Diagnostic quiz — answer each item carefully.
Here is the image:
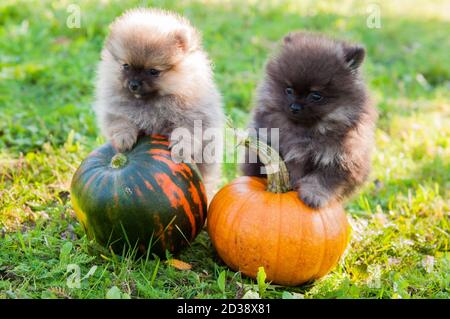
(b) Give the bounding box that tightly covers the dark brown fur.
[241,32,377,208]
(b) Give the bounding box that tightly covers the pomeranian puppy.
[94,8,224,199]
[241,32,377,208]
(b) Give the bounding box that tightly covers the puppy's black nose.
[290,103,304,114]
[128,80,142,92]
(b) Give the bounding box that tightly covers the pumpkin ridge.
[207,189,230,237]
[134,170,176,254]
[148,149,171,156]
[325,207,344,276]
[98,172,111,190]
[291,200,315,282]
[210,185,241,232]
[272,194,283,281]
[153,155,192,178]
[81,169,102,193]
[286,195,302,282]
[198,179,207,203]
[188,181,204,222]
[179,175,205,230]
[147,142,170,150]
[331,209,346,273]
[72,161,103,182]
[319,209,342,275]
[134,185,143,197]
[152,140,170,146]
[192,175,208,221]
[144,180,155,191]
[292,195,309,282]
[233,195,252,274]
[314,211,328,279]
[225,190,261,272]
[209,187,243,268]
[135,166,159,192]
[155,159,200,210]
[137,155,202,236]
[153,172,197,240]
[151,134,168,140]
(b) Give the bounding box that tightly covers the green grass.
[0,0,449,299]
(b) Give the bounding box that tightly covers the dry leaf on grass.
[167,259,192,271]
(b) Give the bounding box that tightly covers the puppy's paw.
[112,130,138,152]
[296,176,331,209]
[298,188,329,209]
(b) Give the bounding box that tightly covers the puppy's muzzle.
[128,80,142,93]
[290,103,304,114]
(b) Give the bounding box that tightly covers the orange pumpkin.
[207,138,351,286]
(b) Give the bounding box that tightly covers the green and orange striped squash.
[70,135,207,257]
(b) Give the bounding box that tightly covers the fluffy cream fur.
[93,8,224,200]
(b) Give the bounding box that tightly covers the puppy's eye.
[285,87,294,96]
[122,64,129,70]
[147,69,161,77]
[308,91,323,102]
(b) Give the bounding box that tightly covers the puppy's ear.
[283,33,293,45]
[170,29,193,53]
[343,43,365,70]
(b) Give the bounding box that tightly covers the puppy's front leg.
[103,113,139,152]
[285,153,349,208]
[295,167,346,209]
[296,173,335,208]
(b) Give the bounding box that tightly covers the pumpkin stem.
[243,136,291,193]
[111,153,128,169]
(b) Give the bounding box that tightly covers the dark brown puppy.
[241,32,377,208]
